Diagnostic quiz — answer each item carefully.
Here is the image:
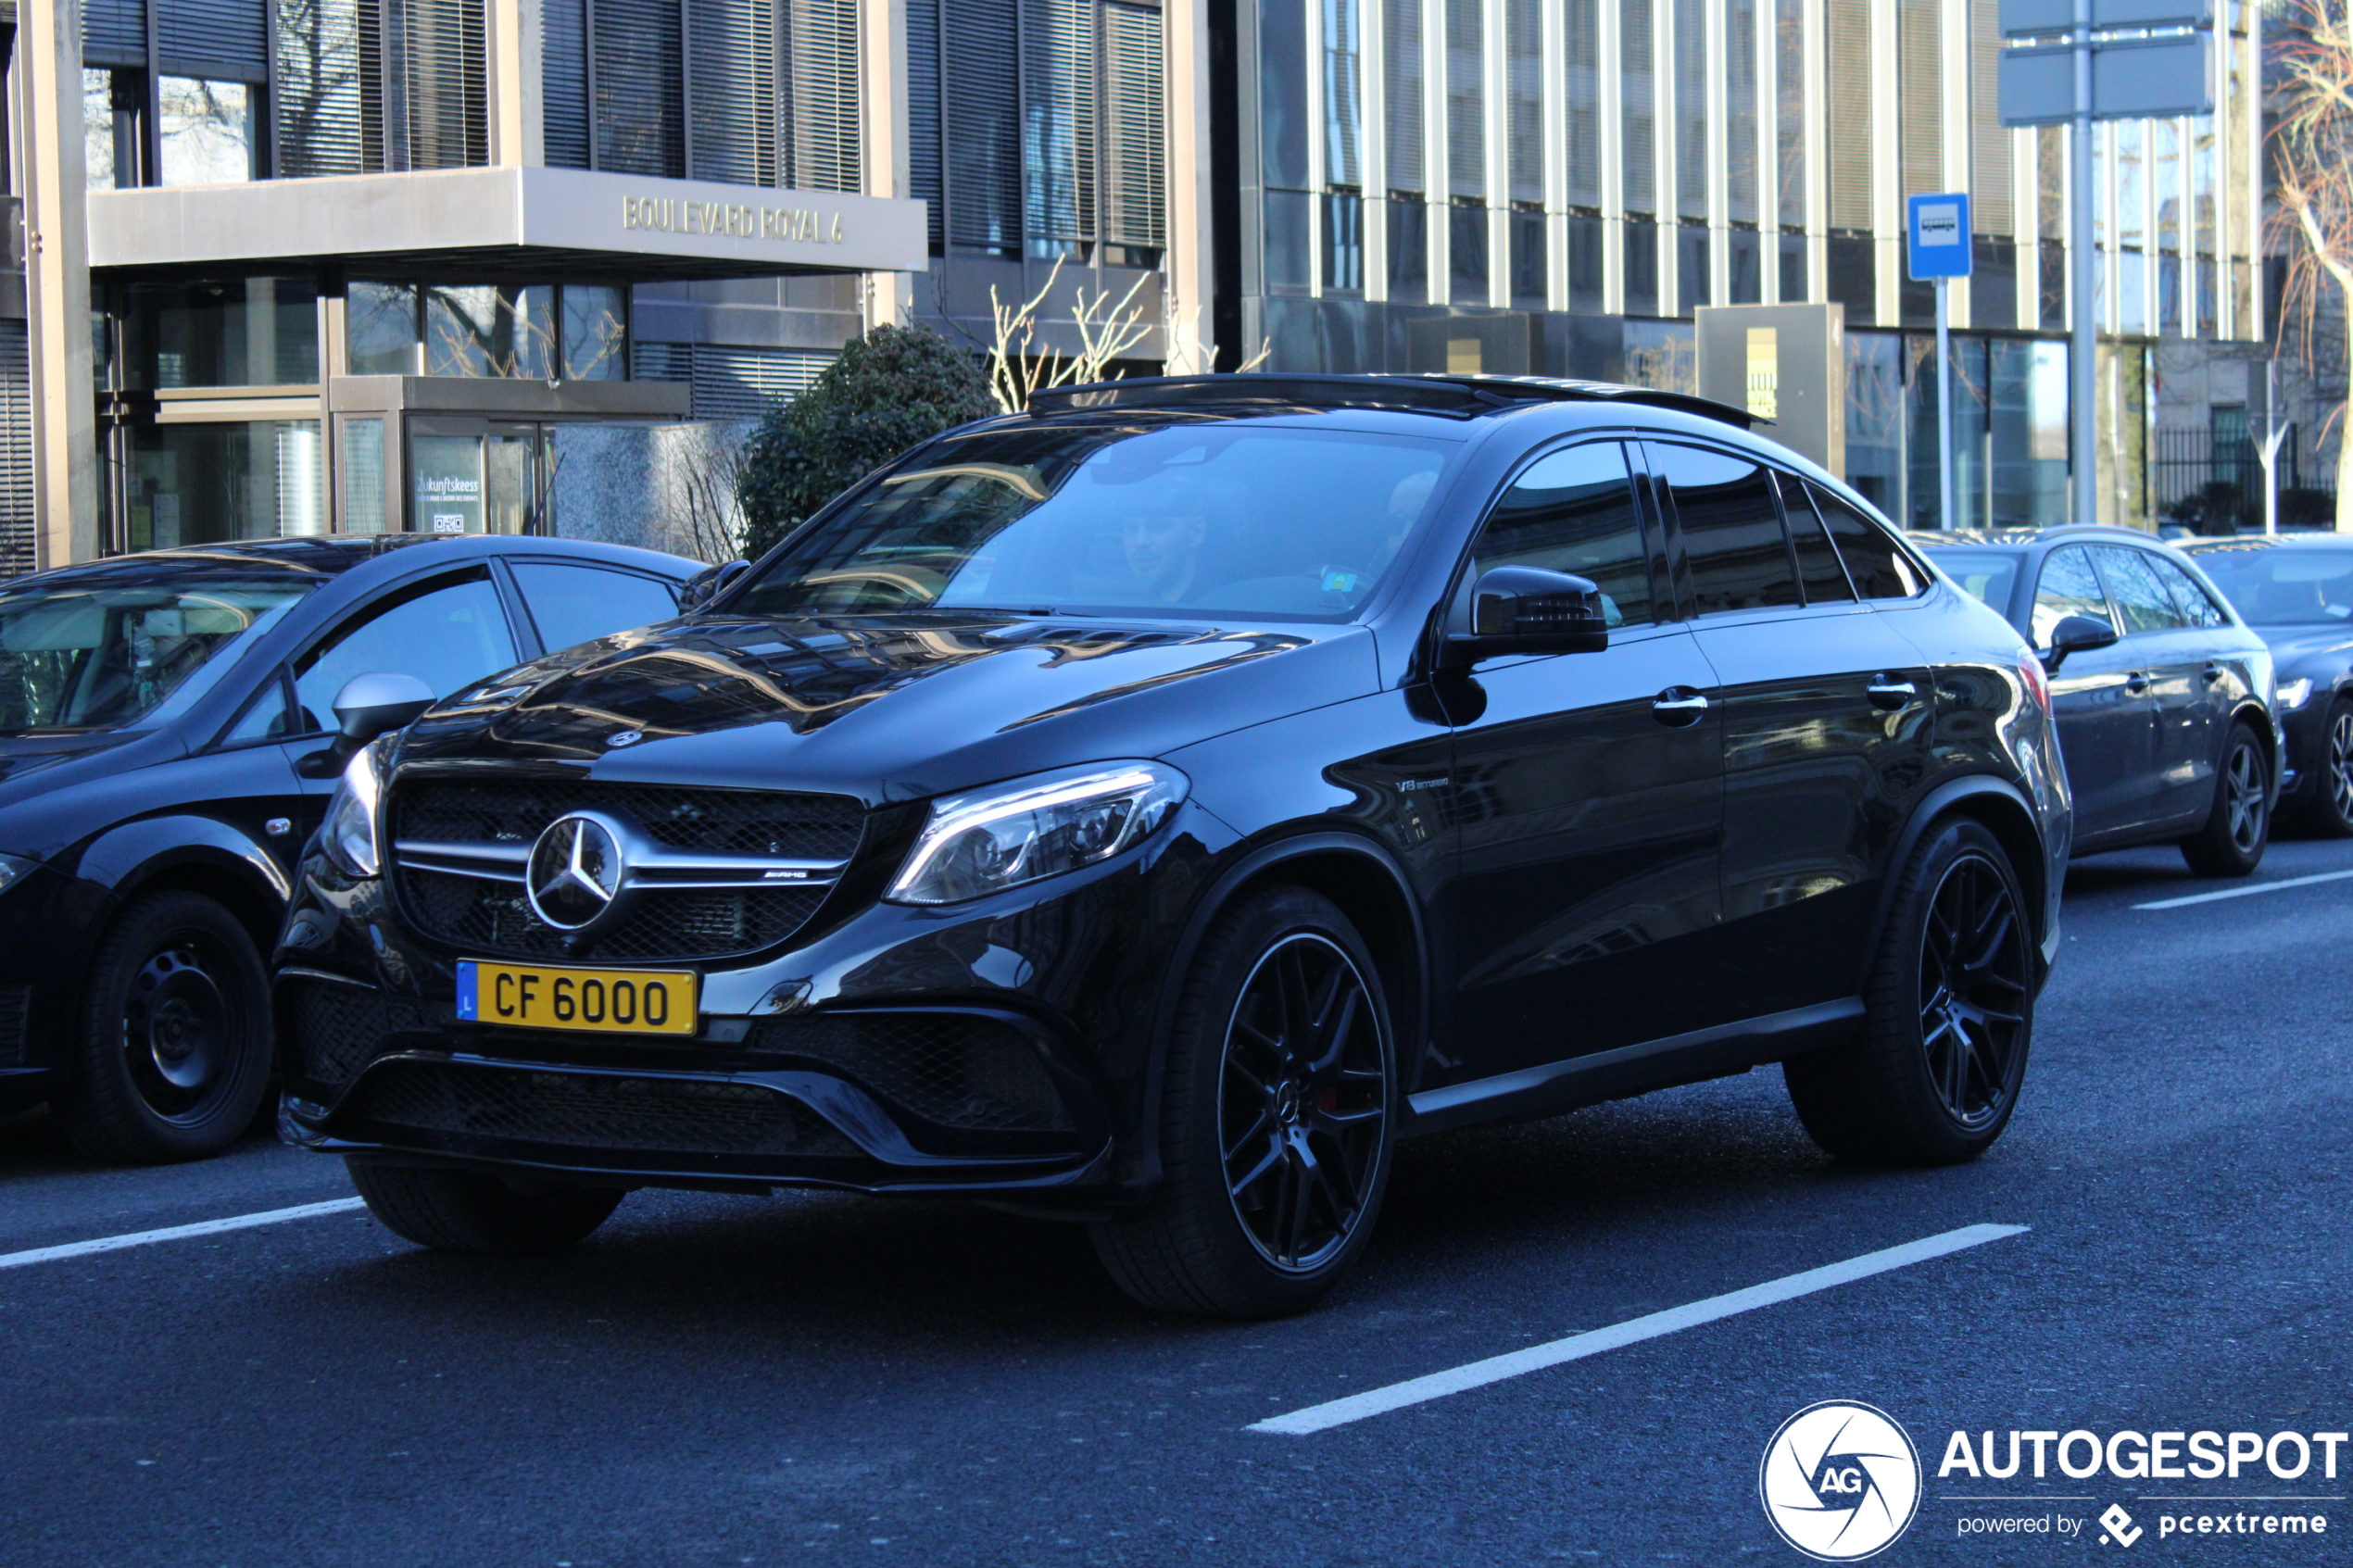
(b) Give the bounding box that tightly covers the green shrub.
[736,324,998,559]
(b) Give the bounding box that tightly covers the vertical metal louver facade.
[786,0,863,192]
[1774,0,1802,228]
[405,0,488,169]
[1724,0,1756,225]
[1621,0,1655,215]
[544,0,593,169]
[597,0,687,177]
[691,0,779,186]
[1324,0,1363,189]
[1382,0,1425,194]
[1824,0,1870,232]
[1505,0,1541,204]
[1969,0,2010,237]
[1671,0,1705,219]
[1897,0,1940,207]
[276,0,369,175]
[1565,0,1601,208]
[0,324,31,580]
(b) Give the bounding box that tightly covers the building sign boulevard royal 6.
[621,195,847,245]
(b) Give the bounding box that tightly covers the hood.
[2251,622,2353,676]
[394,612,1381,805]
[0,730,173,803]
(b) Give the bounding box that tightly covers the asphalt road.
[5,833,2351,1567]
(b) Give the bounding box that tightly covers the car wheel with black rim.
[54,891,274,1165]
[1783,818,2034,1167]
[346,1160,626,1254]
[2302,698,2353,838]
[2180,720,2271,877]
[1089,884,1395,1319]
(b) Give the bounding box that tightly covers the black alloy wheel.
[1916,852,2032,1133]
[1218,933,1390,1273]
[1090,884,1397,1318]
[55,891,274,1164]
[2181,721,2271,877]
[2308,699,2353,838]
[1784,817,2035,1166]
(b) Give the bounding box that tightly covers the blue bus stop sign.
[1907,193,1972,279]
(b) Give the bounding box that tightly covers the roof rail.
[1026,372,1757,430]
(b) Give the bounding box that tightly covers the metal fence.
[2153,426,2337,532]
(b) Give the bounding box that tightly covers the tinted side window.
[1466,443,1656,630]
[2095,546,2190,634]
[1652,444,1797,614]
[221,675,294,745]
[2031,546,2116,646]
[511,562,681,654]
[2148,555,2227,629]
[1810,485,1927,599]
[1780,477,1856,604]
[293,573,520,733]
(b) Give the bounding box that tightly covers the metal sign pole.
[1937,277,1956,532]
[2070,0,2098,526]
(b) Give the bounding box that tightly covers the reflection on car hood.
[2252,623,2353,673]
[0,731,153,785]
[395,612,1376,805]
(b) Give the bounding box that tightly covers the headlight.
[2276,677,2314,712]
[320,742,386,879]
[0,853,35,896]
[885,761,1190,906]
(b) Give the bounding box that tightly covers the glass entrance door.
[408,421,552,533]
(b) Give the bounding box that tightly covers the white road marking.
[0,1198,367,1272]
[1250,1222,2030,1436]
[2133,869,2353,910]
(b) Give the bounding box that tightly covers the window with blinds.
[1725,0,1756,225]
[786,0,862,192]
[276,0,367,175]
[1774,0,1802,229]
[1825,0,1869,232]
[597,0,686,177]
[1566,0,1600,208]
[1104,2,1166,252]
[910,0,945,244]
[83,0,147,67]
[1673,0,1705,219]
[1444,0,1482,197]
[1969,0,2008,237]
[163,0,269,79]
[1623,0,1655,215]
[544,0,591,167]
[945,0,1023,250]
[1026,0,1099,248]
[1325,0,1364,189]
[1506,0,1541,204]
[1383,0,1426,194]
[1897,0,1938,207]
[692,0,778,186]
[406,0,487,169]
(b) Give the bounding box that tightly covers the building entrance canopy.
[88,166,928,280]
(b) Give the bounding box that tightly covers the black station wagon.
[276,375,2070,1318]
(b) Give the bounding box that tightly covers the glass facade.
[120,422,326,551]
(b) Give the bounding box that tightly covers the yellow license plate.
[456,960,700,1035]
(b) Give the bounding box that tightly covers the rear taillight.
[2017,653,2050,716]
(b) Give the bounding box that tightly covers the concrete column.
[487,0,547,167]
[19,0,101,567]
[1165,0,1218,369]
[864,0,914,330]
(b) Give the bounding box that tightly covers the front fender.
[69,814,293,909]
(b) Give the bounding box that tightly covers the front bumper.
[272,804,1227,1202]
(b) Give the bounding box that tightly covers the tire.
[2180,721,2271,877]
[346,1160,624,1254]
[1784,818,2035,1167]
[52,892,274,1164]
[1089,885,1397,1319]
[2300,699,2353,839]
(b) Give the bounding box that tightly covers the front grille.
[285,980,453,1091]
[748,1013,1072,1134]
[0,985,28,1068]
[346,1060,856,1159]
[388,776,862,962]
[395,778,864,860]
[402,872,825,962]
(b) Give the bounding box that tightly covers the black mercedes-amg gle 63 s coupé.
[276,373,2070,1318]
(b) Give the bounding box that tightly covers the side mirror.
[2039,613,2120,673]
[680,558,749,610]
[1443,567,1609,667]
[296,672,436,778]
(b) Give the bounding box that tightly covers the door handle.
[1865,677,1918,710]
[2125,671,2151,695]
[1653,687,1710,726]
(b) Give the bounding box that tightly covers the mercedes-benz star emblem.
[527,813,626,931]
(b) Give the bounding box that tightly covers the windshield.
[2187,546,2353,626]
[730,421,1454,622]
[1922,549,2020,615]
[0,577,309,734]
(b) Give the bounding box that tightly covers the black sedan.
[2179,535,2353,836]
[0,534,698,1162]
[1916,526,2278,875]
